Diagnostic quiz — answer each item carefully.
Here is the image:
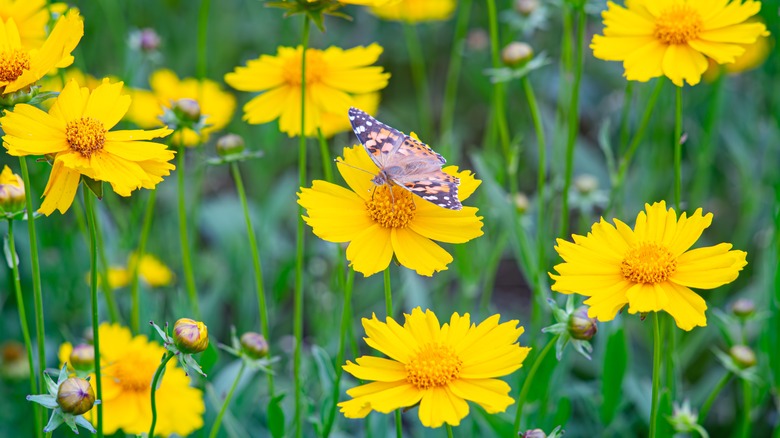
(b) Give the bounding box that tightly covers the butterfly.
[348,107,462,210]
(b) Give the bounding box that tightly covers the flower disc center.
[0,49,31,83]
[66,118,107,158]
[405,343,462,390]
[621,242,677,284]
[654,5,703,45]
[366,185,416,228]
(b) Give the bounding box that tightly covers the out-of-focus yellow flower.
[1,79,174,215]
[106,267,130,289]
[126,69,235,147]
[130,253,175,287]
[225,44,390,137]
[39,68,107,93]
[0,0,67,49]
[319,92,379,138]
[370,0,456,22]
[0,9,82,95]
[704,26,771,81]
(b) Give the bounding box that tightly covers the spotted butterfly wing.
[348,107,462,210]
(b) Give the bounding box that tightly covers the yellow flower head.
[126,69,236,147]
[130,253,175,287]
[298,145,483,277]
[225,44,390,137]
[704,21,771,80]
[370,0,456,22]
[339,307,530,428]
[0,9,82,95]
[319,92,379,138]
[0,0,68,49]
[105,267,130,289]
[591,0,769,87]
[58,324,204,436]
[549,201,748,331]
[1,79,175,215]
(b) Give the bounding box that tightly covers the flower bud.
[521,429,548,438]
[69,344,95,372]
[216,134,246,157]
[514,0,539,16]
[729,345,756,369]
[574,174,599,195]
[0,165,25,213]
[567,306,597,341]
[501,42,534,67]
[1,341,29,379]
[513,193,530,214]
[0,85,40,106]
[730,298,755,319]
[172,98,201,124]
[138,28,161,52]
[240,332,269,359]
[466,29,489,52]
[83,327,94,344]
[173,318,209,354]
[56,377,95,415]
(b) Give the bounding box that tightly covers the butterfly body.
[348,107,462,210]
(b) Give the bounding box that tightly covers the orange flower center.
[106,355,157,392]
[366,185,416,228]
[654,4,703,45]
[405,343,462,389]
[621,242,677,284]
[66,118,107,158]
[0,49,31,83]
[283,50,325,86]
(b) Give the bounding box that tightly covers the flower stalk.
[177,149,201,318]
[208,361,246,438]
[83,190,104,437]
[148,351,175,437]
[650,312,662,438]
[403,23,434,140]
[130,188,157,333]
[323,268,354,437]
[439,0,473,161]
[513,334,556,434]
[486,0,510,157]
[384,267,403,438]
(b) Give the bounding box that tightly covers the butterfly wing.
[349,107,404,169]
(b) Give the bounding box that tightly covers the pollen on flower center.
[109,357,156,392]
[405,343,462,390]
[66,118,107,157]
[366,185,416,228]
[0,49,31,83]
[653,5,703,45]
[621,242,677,284]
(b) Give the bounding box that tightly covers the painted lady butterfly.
[348,107,462,210]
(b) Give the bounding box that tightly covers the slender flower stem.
[523,76,547,301]
[177,149,200,317]
[18,157,46,435]
[93,211,119,323]
[208,361,247,438]
[618,81,633,154]
[650,312,662,438]
[692,72,724,204]
[196,0,210,81]
[438,0,472,161]
[148,351,175,437]
[383,268,402,438]
[699,372,731,423]
[741,378,752,438]
[486,0,510,156]
[560,6,585,238]
[323,268,354,437]
[673,86,683,209]
[7,219,42,438]
[513,334,557,434]
[447,424,454,438]
[83,191,104,438]
[294,15,310,438]
[130,189,157,333]
[230,161,274,395]
[316,128,333,183]
[403,23,434,140]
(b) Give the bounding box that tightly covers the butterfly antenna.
[334,158,376,177]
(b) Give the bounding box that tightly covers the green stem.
[148,351,175,437]
[196,0,210,80]
[618,81,633,154]
[8,219,42,438]
[512,334,557,434]
[692,72,724,204]
[447,424,454,438]
[486,0,510,157]
[673,86,683,209]
[316,128,333,183]
[560,6,585,238]
[294,15,310,438]
[323,268,354,437]
[402,23,434,140]
[741,377,752,438]
[130,189,157,334]
[177,149,200,317]
[18,157,46,436]
[523,76,547,301]
[93,207,119,324]
[83,190,104,438]
[208,361,247,438]
[650,312,662,438]
[438,0,472,161]
[383,268,402,438]
[230,162,274,395]
[699,372,731,423]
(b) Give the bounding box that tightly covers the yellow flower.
[40,68,107,93]
[370,0,456,22]
[549,201,748,331]
[225,44,390,137]
[106,267,130,289]
[0,9,82,95]
[319,92,379,138]
[591,0,769,87]
[0,79,174,215]
[126,69,236,147]
[338,307,530,428]
[704,22,770,80]
[58,324,204,436]
[298,145,483,277]
[0,0,67,49]
[129,253,175,287]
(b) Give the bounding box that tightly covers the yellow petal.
[343,356,407,382]
[671,244,747,289]
[448,378,514,414]
[417,386,468,428]
[38,159,81,215]
[661,43,708,87]
[84,79,130,130]
[346,224,394,277]
[661,282,707,331]
[390,227,452,276]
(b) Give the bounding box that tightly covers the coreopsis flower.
[0,79,175,215]
[370,0,456,22]
[591,0,769,86]
[549,201,748,331]
[129,252,175,287]
[0,9,82,95]
[319,92,379,138]
[126,69,235,146]
[224,44,390,137]
[0,0,67,48]
[298,145,484,276]
[58,324,204,436]
[338,308,530,428]
[704,22,770,80]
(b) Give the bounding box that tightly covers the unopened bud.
[0,165,25,212]
[216,134,246,157]
[520,429,547,438]
[466,29,489,52]
[138,28,161,52]
[574,174,598,194]
[0,85,40,106]
[173,318,209,354]
[568,306,597,341]
[513,193,530,214]
[69,344,95,372]
[729,345,756,369]
[240,332,269,359]
[501,42,534,67]
[514,0,539,16]
[172,98,201,124]
[730,298,755,319]
[57,377,95,415]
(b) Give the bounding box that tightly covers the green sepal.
[81,175,103,200]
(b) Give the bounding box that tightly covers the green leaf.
[600,326,628,425]
[268,394,286,438]
[81,175,103,199]
[655,389,674,437]
[3,234,18,269]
